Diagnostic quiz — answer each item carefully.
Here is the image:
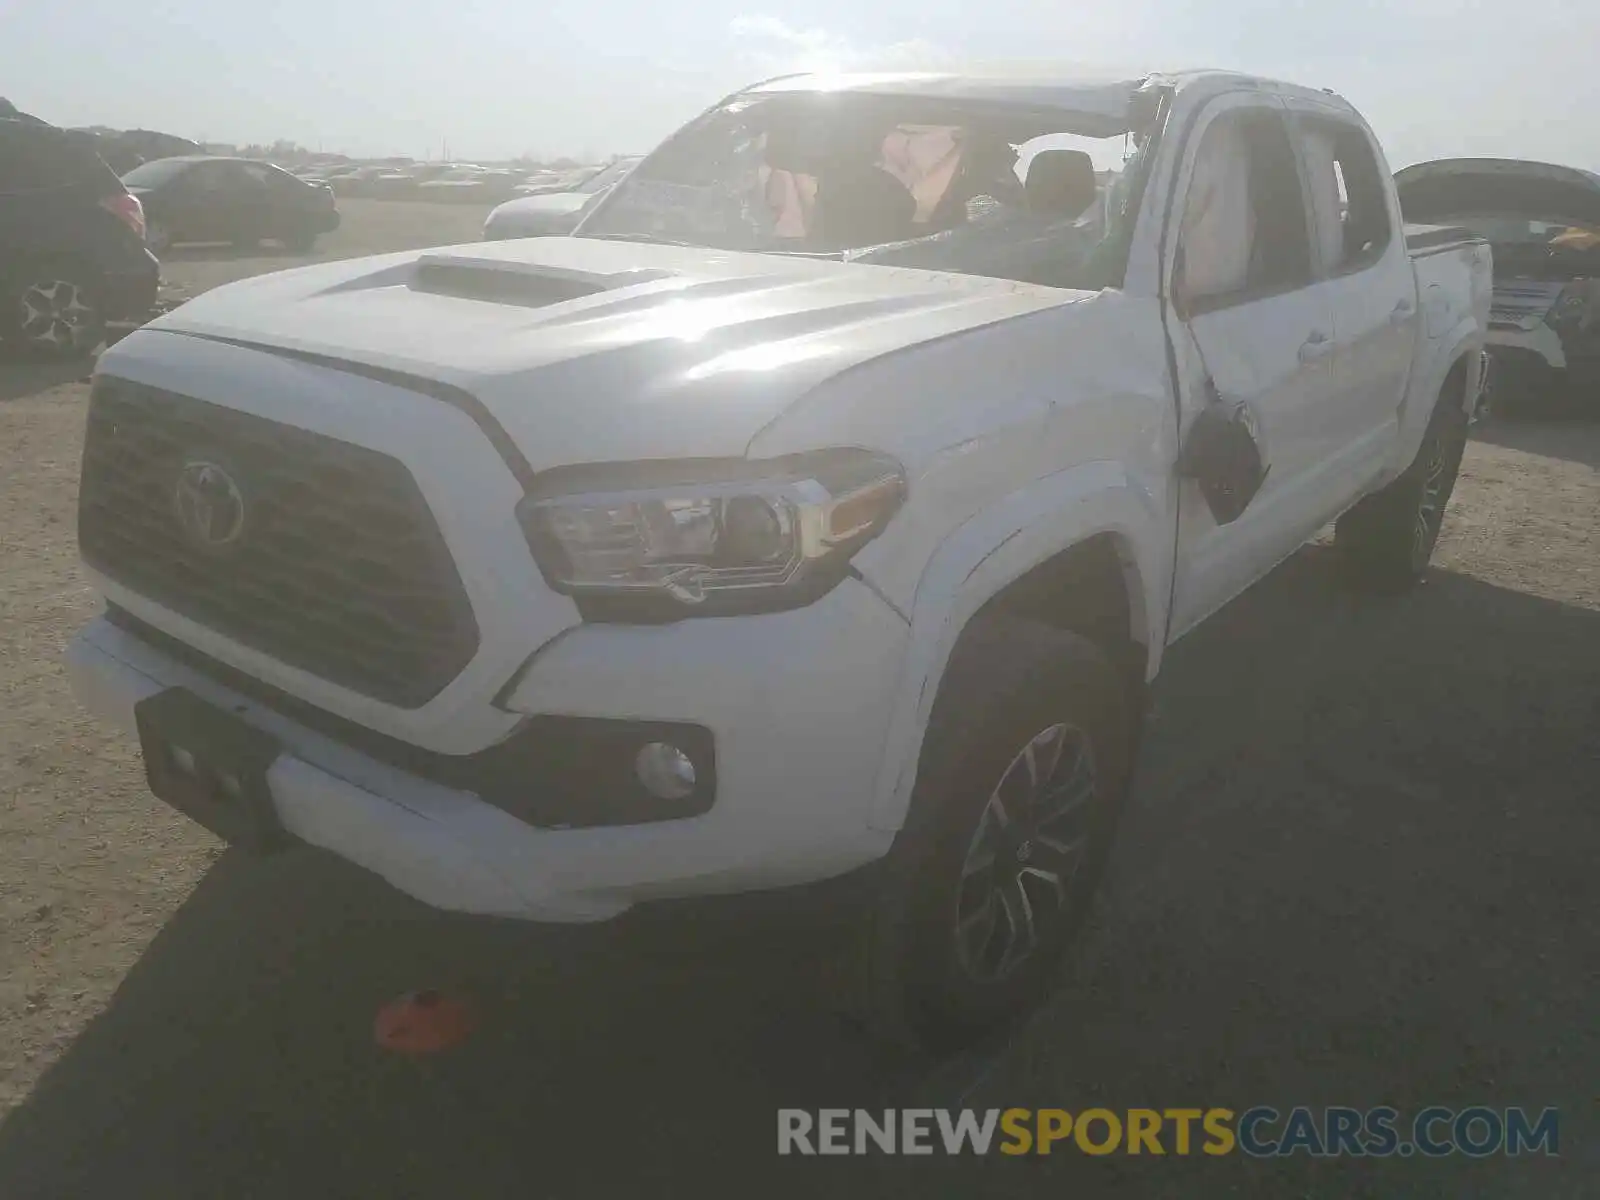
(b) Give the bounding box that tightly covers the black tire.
[1335,396,1468,593]
[145,222,172,254]
[6,268,105,359]
[850,617,1137,1055]
[282,230,317,253]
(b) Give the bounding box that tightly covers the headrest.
[1025,149,1098,220]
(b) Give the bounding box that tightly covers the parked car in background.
[122,156,340,253]
[483,156,642,239]
[514,166,598,197]
[1,116,157,356]
[324,165,395,196]
[1397,158,1600,407]
[69,69,1488,1053]
[417,168,524,204]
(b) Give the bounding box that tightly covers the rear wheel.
[8,273,104,358]
[145,222,172,254]
[1336,398,1468,592]
[848,618,1136,1055]
[281,230,317,253]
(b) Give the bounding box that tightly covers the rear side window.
[1296,116,1393,273]
[238,162,282,187]
[0,122,119,196]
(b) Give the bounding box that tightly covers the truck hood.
[136,237,1083,473]
[1396,158,1600,230]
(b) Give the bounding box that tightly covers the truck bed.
[1405,222,1482,255]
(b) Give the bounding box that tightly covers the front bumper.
[67,576,907,922]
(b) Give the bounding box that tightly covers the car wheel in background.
[282,231,318,253]
[8,272,105,358]
[145,222,172,254]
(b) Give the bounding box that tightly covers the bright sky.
[2,0,1594,169]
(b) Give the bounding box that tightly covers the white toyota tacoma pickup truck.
[67,69,1490,1052]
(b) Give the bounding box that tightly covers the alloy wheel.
[954,722,1097,982]
[17,279,99,353]
[1410,434,1450,571]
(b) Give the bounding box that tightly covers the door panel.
[1164,96,1335,637]
[1171,288,1335,633]
[1287,108,1417,512]
[176,162,236,242]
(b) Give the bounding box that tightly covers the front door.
[1165,97,1337,637]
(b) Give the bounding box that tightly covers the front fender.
[865,461,1171,833]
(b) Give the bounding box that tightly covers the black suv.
[1,115,159,356]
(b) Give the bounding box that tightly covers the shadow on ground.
[1472,408,1600,466]
[2,548,1596,1199]
[0,357,91,403]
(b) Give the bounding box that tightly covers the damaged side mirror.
[1178,397,1269,526]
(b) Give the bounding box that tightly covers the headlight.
[519,448,905,617]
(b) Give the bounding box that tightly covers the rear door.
[164,160,236,242]
[1284,102,1416,497]
[1165,96,1338,636]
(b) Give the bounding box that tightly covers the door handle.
[1298,331,1333,363]
[1389,300,1416,326]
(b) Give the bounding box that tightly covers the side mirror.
[1178,400,1269,525]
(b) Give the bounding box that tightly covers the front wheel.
[849,618,1137,1055]
[1335,400,1468,592]
[281,230,317,253]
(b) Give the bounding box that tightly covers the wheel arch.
[867,464,1166,833]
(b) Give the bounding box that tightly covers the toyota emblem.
[173,460,247,549]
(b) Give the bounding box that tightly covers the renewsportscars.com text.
[777,1106,1560,1158]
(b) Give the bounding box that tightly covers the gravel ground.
[0,201,1596,1197]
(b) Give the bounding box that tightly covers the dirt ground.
[1,201,1596,1198]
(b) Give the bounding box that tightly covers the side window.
[1298,118,1393,274]
[0,127,103,194]
[1177,108,1314,310]
[190,162,233,193]
[238,162,287,189]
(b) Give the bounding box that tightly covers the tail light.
[100,191,146,240]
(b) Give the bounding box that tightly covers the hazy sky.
[2,0,1595,169]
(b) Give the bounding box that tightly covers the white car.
[484,157,643,240]
[68,68,1489,1053]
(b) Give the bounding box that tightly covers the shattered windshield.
[578,91,1143,287]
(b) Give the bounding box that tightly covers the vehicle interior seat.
[815,161,916,246]
[1024,149,1099,222]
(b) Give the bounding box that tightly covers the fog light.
[634,742,697,801]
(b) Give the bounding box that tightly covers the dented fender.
[864,461,1172,833]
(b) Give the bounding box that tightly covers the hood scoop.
[409,252,675,309]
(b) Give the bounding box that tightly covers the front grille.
[79,378,479,707]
